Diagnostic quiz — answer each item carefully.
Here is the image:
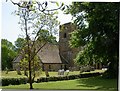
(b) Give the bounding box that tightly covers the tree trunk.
[29,59,33,89]
[24,15,33,89]
[103,58,118,79]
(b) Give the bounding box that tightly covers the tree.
[8,0,64,89]
[67,2,119,78]
[19,54,41,79]
[15,37,26,52]
[1,39,16,51]
[1,39,17,70]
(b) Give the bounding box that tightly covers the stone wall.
[42,63,65,71]
[59,22,81,70]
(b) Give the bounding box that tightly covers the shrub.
[1,78,28,86]
[36,72,103,83]
[1,78,10,86]
[80,72,102,78]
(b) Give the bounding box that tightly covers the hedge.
[36,72,103,83]
[1,78,28,86]
[1,72,103,86]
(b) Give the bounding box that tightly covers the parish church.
[13,22,102,71]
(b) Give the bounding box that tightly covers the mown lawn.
[1,69,105,78]
[1,71,26,78]
[1,76,117,90]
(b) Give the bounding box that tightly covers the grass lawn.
[1,69,105,78]
[1,70,106,82]
[1,76,117,90]
[1,71,27,78]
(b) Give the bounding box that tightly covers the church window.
[49,65,51,70]
[64,33,67,38]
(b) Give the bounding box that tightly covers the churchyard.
[1,69,117,90]
[1,69,104,79]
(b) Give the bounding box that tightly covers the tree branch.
[45,4,63,12]
[30,42,47,61]
[31,20,46,50]
[10,0,27,8]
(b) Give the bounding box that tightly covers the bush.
[80,72,102,78]
[1,78,10,86]
[1,78,28,86]
[36,72,103,83]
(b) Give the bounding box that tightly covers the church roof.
[13,43,62,64]
[13,54,23,63]
[37,43,62,64]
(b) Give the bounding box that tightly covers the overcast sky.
[1,1,72,44]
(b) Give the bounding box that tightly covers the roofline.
[60,22,72,27]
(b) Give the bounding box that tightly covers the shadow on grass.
[76,76,118,90]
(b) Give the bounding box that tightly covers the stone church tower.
[59,22,80,70]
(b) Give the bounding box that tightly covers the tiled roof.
[13,43,62,64]
[13,54,23,63]
[37,43,62,64]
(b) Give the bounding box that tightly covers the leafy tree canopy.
[2,39,16,51]
[15,37,26,52]
[1,39,17,70]
[67,2,119,78]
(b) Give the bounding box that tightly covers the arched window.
[64,33,67,38]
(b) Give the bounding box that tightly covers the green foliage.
[36,72,102,83]
[16,7,60,42]
[1,39,16,51]
[1,76,117,90]
[1,70,105,79]
[15,37,26,52]
[68,2,119,78]
[19,55,28,70]
[56,2,59,6]
[1,39,17,70]
[19,54,42,78]
[1,78,28,86]
[37,29,57,44]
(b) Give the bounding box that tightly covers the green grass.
[1,76,117,90]
[1,69,105,78]
[1,71,26,78]
[1,70,105,81]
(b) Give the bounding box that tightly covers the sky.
[1,0,119,45]
[1,1,73,45]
